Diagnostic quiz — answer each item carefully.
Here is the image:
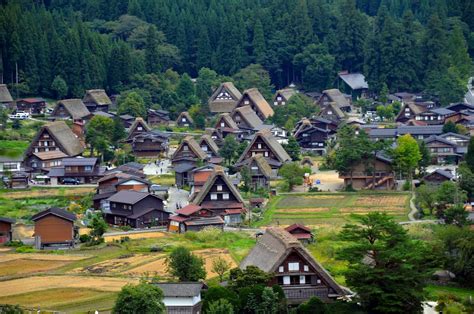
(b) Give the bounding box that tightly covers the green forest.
[0,0,473,111]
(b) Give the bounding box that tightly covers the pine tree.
[447,23,473,80]
[252,19,266,65]
[423,14,448,85]
[196,26,212,70]
[145,25,161,74]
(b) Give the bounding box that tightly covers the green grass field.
[0,140,29,158]
[256,192,411,227]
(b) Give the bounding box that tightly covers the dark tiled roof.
[107,190,161,205]
[184,216,224,226]
[62,157,97,166]
[155,282,203,297]
[31,207,76,222]
[0,217,15,224]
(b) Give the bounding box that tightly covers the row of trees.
[1,0,473,106]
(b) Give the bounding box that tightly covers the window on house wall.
[279,266,284,273]
[223,193,229,200]
[221,122,225,127]
[264,151,269,157]
[137,126,142,131]
[244,100,249,105]
[183,145,188,151]
[85,166,92,171]
[304,265,309,272]
[257,143,262,149]
[299,276,306,284]
[211,193,218,200]
[282,101,285,105]
[217,185,222,191]
[288,262,299,271]
[283,276,290,285]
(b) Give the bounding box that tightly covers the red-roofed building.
[285,224,314,243]
[16,98,46,114]
[168,205,224,233]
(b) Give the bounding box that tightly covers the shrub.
[402,180,411,191]
[4,240,23,247]
[79,234,91,243]
[150,246,163,253]
[15,246,37,253]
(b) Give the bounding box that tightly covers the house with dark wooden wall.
[47,157,104,184]
[235,88,274,121]
[0,217,15,244]
[423,169,454,185]
[130,131,169,158]
[237,155,272,190]
[240,228,347,304]
[338,153,394,190]
[318,102,346,123]
[424,136,462,164]
[293,118,333,155]
[168,204,224,233]
[415,108,455,125]
[119,114,135,128]
[236,129,291,174]
[94,173,150,209]
[190,167,245,224]
[208,82,242,113]
[82,89,112,112]
[16,98,47,114]
[231,105,264,133]
[24,121,84,172]
[198,135,220,162]
[317,89,351,112]
[285,224,314,243]
[172,136,208,167]
[176,112,194,127]
[395,103,427,124]
[126,118,151,141]
[273,88,296,106]
[147,109,170,127]
[104,190,169,228]
[32,207,77,249]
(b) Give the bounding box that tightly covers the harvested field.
[126,249,237,279]
[2,187,95,199]
[73,253,163,274]
[0,253,91,263]
[340,207,405,213]
[0,259,69,277]
[104,231,167,242]
[354,195,408,207]
[0,275,137,298]
[275,207,330,213]
[0,288,116,312]
[276,195,349,208]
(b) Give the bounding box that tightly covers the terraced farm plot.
[261,193,411,227]
[0,259,69,277]
[72,253,164,275]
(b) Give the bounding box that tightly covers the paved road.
[143,159,171,175]
[166,187,189,213]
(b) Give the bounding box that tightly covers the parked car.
[62,178,80,185]
[9,111,30,120]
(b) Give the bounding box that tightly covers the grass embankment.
[0,140,29,158]
[148,173,175,185]
[256,192,411,227]
[0,187,94,219]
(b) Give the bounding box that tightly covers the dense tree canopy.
[0,0,472,105]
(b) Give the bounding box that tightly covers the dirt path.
[0,275,138,298]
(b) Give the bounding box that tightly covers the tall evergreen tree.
[252,19,266,65]
[145,25,161,74]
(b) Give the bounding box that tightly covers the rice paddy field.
[0,230,255,312]
[257,192,411,227]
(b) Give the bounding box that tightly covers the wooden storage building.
[32,208,77,249]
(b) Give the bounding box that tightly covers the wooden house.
[238,155,272,190]
[82,89,112,112]
[94,173,150,209]
[51,99,91,123]
[154,283,204,314]
[172,136,208,167]
[190,167,245,224]
[439,132,470,148]
[285,224,314,243]
[415,108,455,125]
[338,153,394,190]
[423,169,454,185]
[32,207,77,249]
[198,135,220,162]
[0,84,13,108]
[189,164,226,195]
[9,171,29,189]
[317,89,351,112]
[240,228,347,304]
[47,157,104,185]
[205,128,225,147]
[215,113,239,130]
[130,131,169,158]
[208,82,242,113]
[16,98,47,114]
[0,155,23,175]
[236,129,291,174]
[319,102,346,123]
[446,103,474,113]
[176,112,194,127]
[424,136,460,164]
[231,106,264,132]
[235,88,274,121]
[24,121,84,171]
[337,72,369,99]
[126,117,151,141]
[0,217,15,244]
[293,118,333,155]
[147,109,170,127]
[104,162,146,178]
[105,190,169,228]
[119,114,135,128]
[168,204,225,233]
[395,103,427,124]
[273,88,296,106]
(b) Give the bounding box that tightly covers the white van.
[9,111,30,120]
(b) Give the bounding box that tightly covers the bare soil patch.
[340,207,405,213]
[354,195,408,207]
[0,253,91,263]
[73,253,163,274]
[104,231,167,242]
[0,276,137,298]
[0,259,69,276]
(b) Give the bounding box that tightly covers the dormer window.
[257,143,262,149]
[220,122,225,127]
[182,118,186,122]
[183,145,188,151]
[277,96,282,101]
[244,100,249,105]
[217,185,222,191]
[201,146,208,151]
[137,126,143,131]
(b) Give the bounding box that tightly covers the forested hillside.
[0,0,473,106]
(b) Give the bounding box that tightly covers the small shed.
[0,217,15,244]
[9,172,29,189]
[154,282,204,314]
[32,208,77,249]
[284,223,314,243]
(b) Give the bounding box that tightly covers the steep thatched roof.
[249,154,272,178]
[27,121,84,157]
[215,113,239,129]
[53,99,91,120]
[237,129,291,164]
[176,111,194,124]
[0,84,13,103]
[127,117,151,140]
[209,82,242,113]
[190,166,244,204]
[232,105,263,129]
[274,88,296,102]
[321,89,350,109]
[239,88,274,119]
[240,228,346,296]
[199,135,219,155]
[83,89,112,106]
[172,136,208,160]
